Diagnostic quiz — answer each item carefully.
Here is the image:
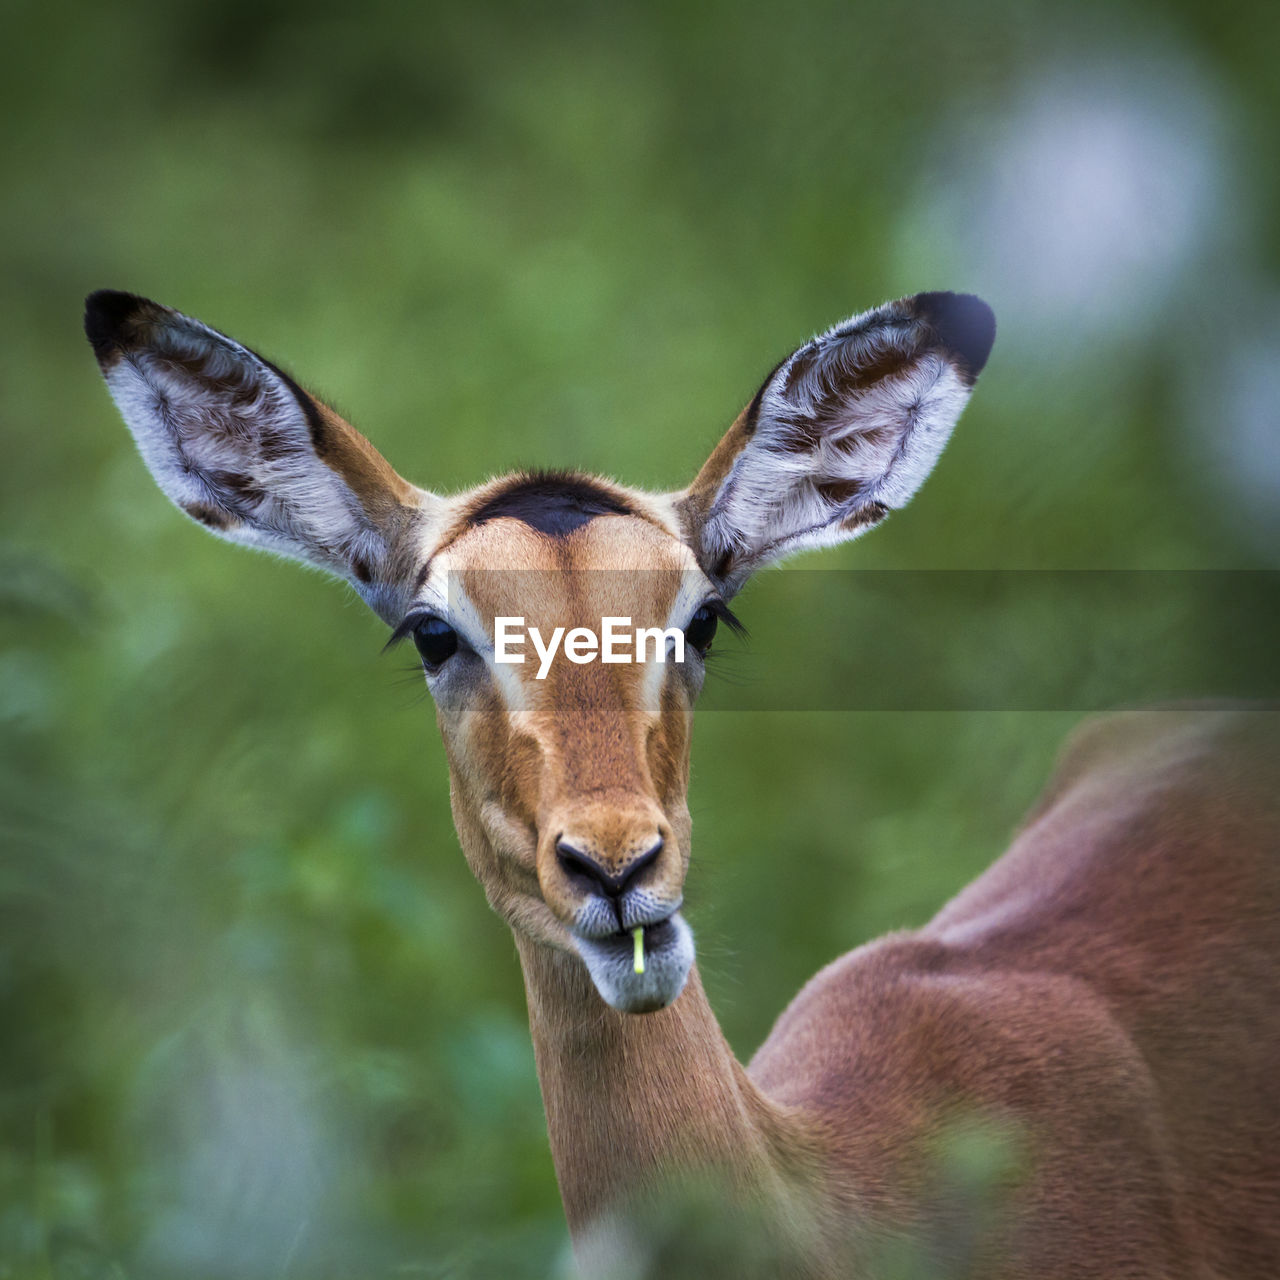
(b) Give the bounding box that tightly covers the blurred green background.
[2,0,1277,1276]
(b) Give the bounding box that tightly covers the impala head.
[85,287,994,1013]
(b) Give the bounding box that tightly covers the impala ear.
[85,290,438,622]
[675,292,995,592]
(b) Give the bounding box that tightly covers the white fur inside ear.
[701,301,975,573]
[104,315,389,580]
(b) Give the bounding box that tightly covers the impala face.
[85,286,994,1013]
[408,503,717,1012]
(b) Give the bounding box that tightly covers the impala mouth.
[571,913,694,1014]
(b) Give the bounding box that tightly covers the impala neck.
[513,937,823,1247]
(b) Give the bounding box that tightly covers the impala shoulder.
[753,938,1153,1125]
[750,941,1196,1262]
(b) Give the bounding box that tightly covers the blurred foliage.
[572,1111,1028,1279]
[1,0,1277,1276]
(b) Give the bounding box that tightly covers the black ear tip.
[915,292,996,381]
[84,289,152,362]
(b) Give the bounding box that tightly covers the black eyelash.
[705,598,748,638]
[382,613,427,654]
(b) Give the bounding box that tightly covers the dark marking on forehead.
[468,471,633,537]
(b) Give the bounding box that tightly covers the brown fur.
[432,496,1280,1276]
[311,400,418,517]
[89,290,1280,1277]
[675,402,755,567]
[515,708,1280,1277]
[435,516,696,948]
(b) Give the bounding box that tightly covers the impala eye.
[684,605,719,656]
[413,616,458,670]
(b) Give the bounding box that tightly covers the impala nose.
[555,836,664,899]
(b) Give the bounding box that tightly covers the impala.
[85,288,1279,1277]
